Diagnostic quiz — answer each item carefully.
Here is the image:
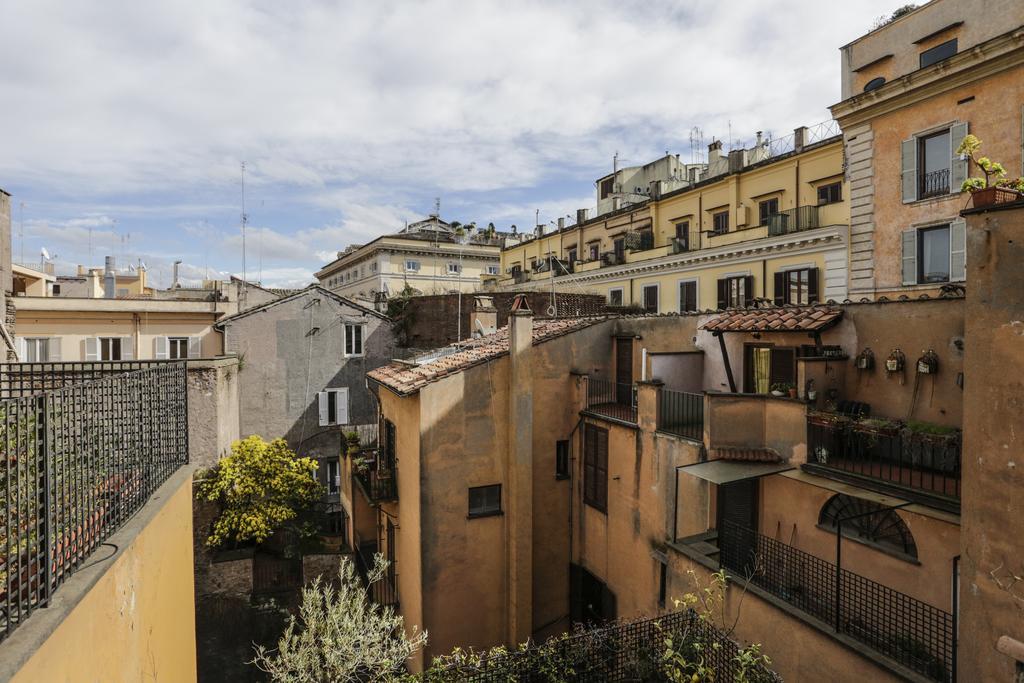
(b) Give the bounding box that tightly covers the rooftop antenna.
[535,208,540,230]
[259,199,265,285]
[240,161,248,301]
[728,120,733,150]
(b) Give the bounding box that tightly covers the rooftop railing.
[0,361,170,400]
[656,389,704,442]
[585,378,637,424]
[766,205,820,236]
[1,362,188,642]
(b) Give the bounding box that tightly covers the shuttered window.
[583,424,609,512]
[901,219,966,285]
[773,268,819,306]
[642,285,659,313]
[679,280,698,313]
[717,275,754,309]
[317,388,350,426]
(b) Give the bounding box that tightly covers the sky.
[1,0,900,288]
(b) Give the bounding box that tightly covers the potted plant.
[769,383,787,397]
[956,134,1024,207]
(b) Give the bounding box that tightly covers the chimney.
[506,291,533,644]
[172,260,182,289]
[728,148,748,173]
[470,295,497,337]
[755,131,763,146]
[708,139,723,165]
[576,208,589,225]
[794,126,808,153]
[77,265,86,276]
[557,217,565,231]
[103,256,116,298]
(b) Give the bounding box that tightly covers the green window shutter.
[901,138,917,203]
[950,219,967,282]
[902,229,918,285]
[950,122,969,192]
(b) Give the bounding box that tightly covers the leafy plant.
[769,382,794,393]
[906,419,958,436]
[253,554,426,682]
[195,436,323,547]
[956,134,1023,192]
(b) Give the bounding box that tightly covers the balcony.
[718,522,953,682]
[805,413,960,511]
[919,168,951,199]
[355,465,398,503]
[766,205,820,236]
[584,377,636,424]
[354,540,399,609]
[656,389,704,441]
[623,230,654,252]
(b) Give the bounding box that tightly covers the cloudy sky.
[1,0,898,288]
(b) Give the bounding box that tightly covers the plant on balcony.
[344,430,361,457]
[253,554,427,682]
[195,435,323,548]
[769,382,795,398]
[956,134,1024,207]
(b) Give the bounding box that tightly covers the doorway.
[615,337,633,404]
[717,478,760,575]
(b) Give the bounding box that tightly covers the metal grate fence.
[1,362,188,642]
[0,361,170,399]
[420,608,781,682]
[585,378,637,424]
[657,389,704,441]
[720,521,954,682]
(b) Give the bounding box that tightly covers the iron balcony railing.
[656,389,704,441]
[585,378,637,424]
[806,414,961,506]
[766,205,820,236]
[719,521,954,683]
[1,362,189,642]
[919,168,951,199]
[355,466,398,503]
[671,231,702,254]
[354,540,399,609]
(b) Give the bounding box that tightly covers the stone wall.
[187,358,241,469]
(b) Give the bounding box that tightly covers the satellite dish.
[41,247,51,260]
[140,261,147,269]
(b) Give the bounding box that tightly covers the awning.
[678,459,795,485]
[700,306,842,333]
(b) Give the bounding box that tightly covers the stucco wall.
[5,470,197,683]
[187,358,241,469]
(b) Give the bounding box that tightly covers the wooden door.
[615,338,633,404]
[717,479,759,574]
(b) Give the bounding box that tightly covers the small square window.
[468,484,502,517]
[608,289,623,306]
[447,263,462,274]
[920,38,957,69]
[758,198,779,226]
[713,211,729,234]
[817,182,842,205]
[406,260,420,272]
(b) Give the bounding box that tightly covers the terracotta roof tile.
[700,305,842,333]
[710,447,782,463]
[368,317,606,396]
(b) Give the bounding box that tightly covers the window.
[774,268,819,306]
[717,275,753,309]
[758,198,779,226]
[100,337,122,361]
[599,177,614,199]
[918,129,951,198]
[370,262,378,272]
[674,221,690,251]
[344,324,364,356]
[567,247,577,263]
[447,262,461,274]
[819,494,918,561]
[326,506,349,540]
[405,259,420,272]
[678,280,698,313]
[902,221,966,285]
[168,337,189,359]
[52,284,61,296]
[117,288,129,297]
[613,238,625,261]
[318,388,349,426]
[588,243,600,261]
[920,38,957,69]
[744,345,796,394]
[583,424,608,512]
[712,210,729,234]
[468,484,502,517]
[23,338,50,362]
[817,182,842,205]
[608,289,623,306]
[642,284,659,313]
[863,76,886,92]
[555,440,570,480]
[327,460,340,495]
[486,265,499,275]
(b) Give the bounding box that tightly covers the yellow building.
[316,216,514,303]
[499,123,850,312]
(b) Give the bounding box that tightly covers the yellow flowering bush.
[195,436,322,547]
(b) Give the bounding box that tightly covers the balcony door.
[615,337,633,404]
[717,479,759,575]
[743,344,796,394]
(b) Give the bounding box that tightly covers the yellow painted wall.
[11,472,197,683]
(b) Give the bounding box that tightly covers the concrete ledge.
[0,465,196,682]
[186,356,241,370]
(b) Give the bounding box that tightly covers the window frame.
[168,336,189,360]
[99,337,122,361]
[678,279,698,313]
[24,338,50,363]
[583,424,609,513]
[724,276,748,308]
[817,182,842,205]
[327,459,340,495]
[641,284,659,313]
[783,269,813,306]
[447,262,462,275]
[319,387,349,426]
[344,323,365,357]
[405,259,420,272]
[485,264,499,275]
[758,198,779,226]
[555,440,570,480]
[468,484,503,518]
[917,129,952,198]
[712,210,729,235]
[917,224,952,284]
[588,243,600,261]
[608,288,624,307]
[919,38,957,70]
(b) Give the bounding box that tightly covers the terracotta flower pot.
[971,186,1022,208]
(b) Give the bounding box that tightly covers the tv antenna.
[241,161,248,298]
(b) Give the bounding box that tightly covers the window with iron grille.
[468,484,502,517]
[556,440,570,479]
[583,424,608,512]
[712,211,729,234]
[817,182,842,205]
[819,494,918,561]
[758,198,779,226]
[345,324,364,356]
[917,129,951,198]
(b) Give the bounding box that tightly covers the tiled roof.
[710,447,782,463]
[369,317,606,396]
[700,305,842,333]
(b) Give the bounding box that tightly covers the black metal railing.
[806,415,961,504]
[719,522,954,682]
[919,168,951,199]
[0,361,170,400]
[672,231,701,254]
[657,389,704,441]
[355,541,399,609]
[355,466,398,503]
[585,378,637,424]
[1,362,188,642]
[766,205,820,236]
[420,608,781,682]
[623,230,654,252]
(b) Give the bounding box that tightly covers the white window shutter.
[950,219,967,282]
[950,122,969,192]
[16,337,26,361]
[49,337,61,361]
[85,337,99,361]
[122,337,134,360]
[317,392,329,426]
[154,336,168,359]
[901,229,918,285]
[188,336,201,359]
[901,138,917,203]
[336,388,349,425]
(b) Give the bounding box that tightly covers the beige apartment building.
[316,216,513,304]
[831,0,1024,297]
[499,121,850,312]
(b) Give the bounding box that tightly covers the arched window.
[863,76,886,92]
[818,494,918,561]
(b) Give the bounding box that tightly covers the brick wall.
[397,291,607,348]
